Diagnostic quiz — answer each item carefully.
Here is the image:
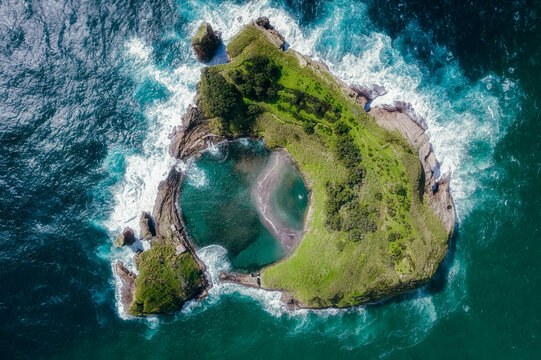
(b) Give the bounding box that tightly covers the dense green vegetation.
[199,68,248,132]
[129,240,203,316]
[201,24,448,307]
[229,55,282,101]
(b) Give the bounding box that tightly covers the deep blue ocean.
[1,0,540,358]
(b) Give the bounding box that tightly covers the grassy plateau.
[197,24,449,307]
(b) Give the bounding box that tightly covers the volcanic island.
[115,18,455,316]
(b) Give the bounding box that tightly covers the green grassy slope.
[202,25,448,307]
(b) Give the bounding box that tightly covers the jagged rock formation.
[115,227,136,247]
[169,105,225,160]
[139,212,156,240]
[284,42,455,235]
[253,16,286,50]
[355,98,455,234]
[191,22,222,63]
[350,83,388,102]
[117,17,456,314]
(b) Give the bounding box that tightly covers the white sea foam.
[182,0,520,219]
[185,245,287,317]
[186,164,209,188]
[106,34,203,319]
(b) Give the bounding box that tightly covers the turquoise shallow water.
[270,160,309,231]
[1,0,540,358]
[180,140,308,270]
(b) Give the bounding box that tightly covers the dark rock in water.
[115,227,136,247]
[255,16,272,29]
[191,22,222,63]
[139,212,156,240]
[115,261,137,312]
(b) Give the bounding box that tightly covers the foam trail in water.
[103,33,203,320]
[174,1,502,338]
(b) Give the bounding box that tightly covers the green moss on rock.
[128,240,204,316]
[191,22,221,63]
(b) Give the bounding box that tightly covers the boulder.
[191,22,222,63]
[254,16,272,29]
[115,227,136,247]
[139,212,156,240]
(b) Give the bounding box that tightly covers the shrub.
[347,165,365,186]
[348,228,365,242]
[229,68,244,84]
[333,121,350,136]
[302,121,315,134]
[247,104,263,118]
[387,232,400,242]
[238,83,255,98]
[333,121,362,169]
[336,239,346,251]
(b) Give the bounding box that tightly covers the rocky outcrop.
[285,36,455,236]
[191,22,222,63]
[133,249,143,270]
[219,272,304,310]
[253,16,285,50]
[115,261,137,312]
[118,19,455,314]
[115,227,136,247]
[168,105,224,159]
[139,212,156,240]
[114,106,214,315]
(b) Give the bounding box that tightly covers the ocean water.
[0,0,540,358]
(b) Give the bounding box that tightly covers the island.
[115,18,455,316]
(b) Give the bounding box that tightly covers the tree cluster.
[324,120,375,240]
[201,68,253,132]
[332,121,366,186]
[229,56,282,101]
[284,88,341,122]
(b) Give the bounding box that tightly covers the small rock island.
[115,18,455,316]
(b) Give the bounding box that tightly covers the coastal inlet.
[179,139,309,271]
